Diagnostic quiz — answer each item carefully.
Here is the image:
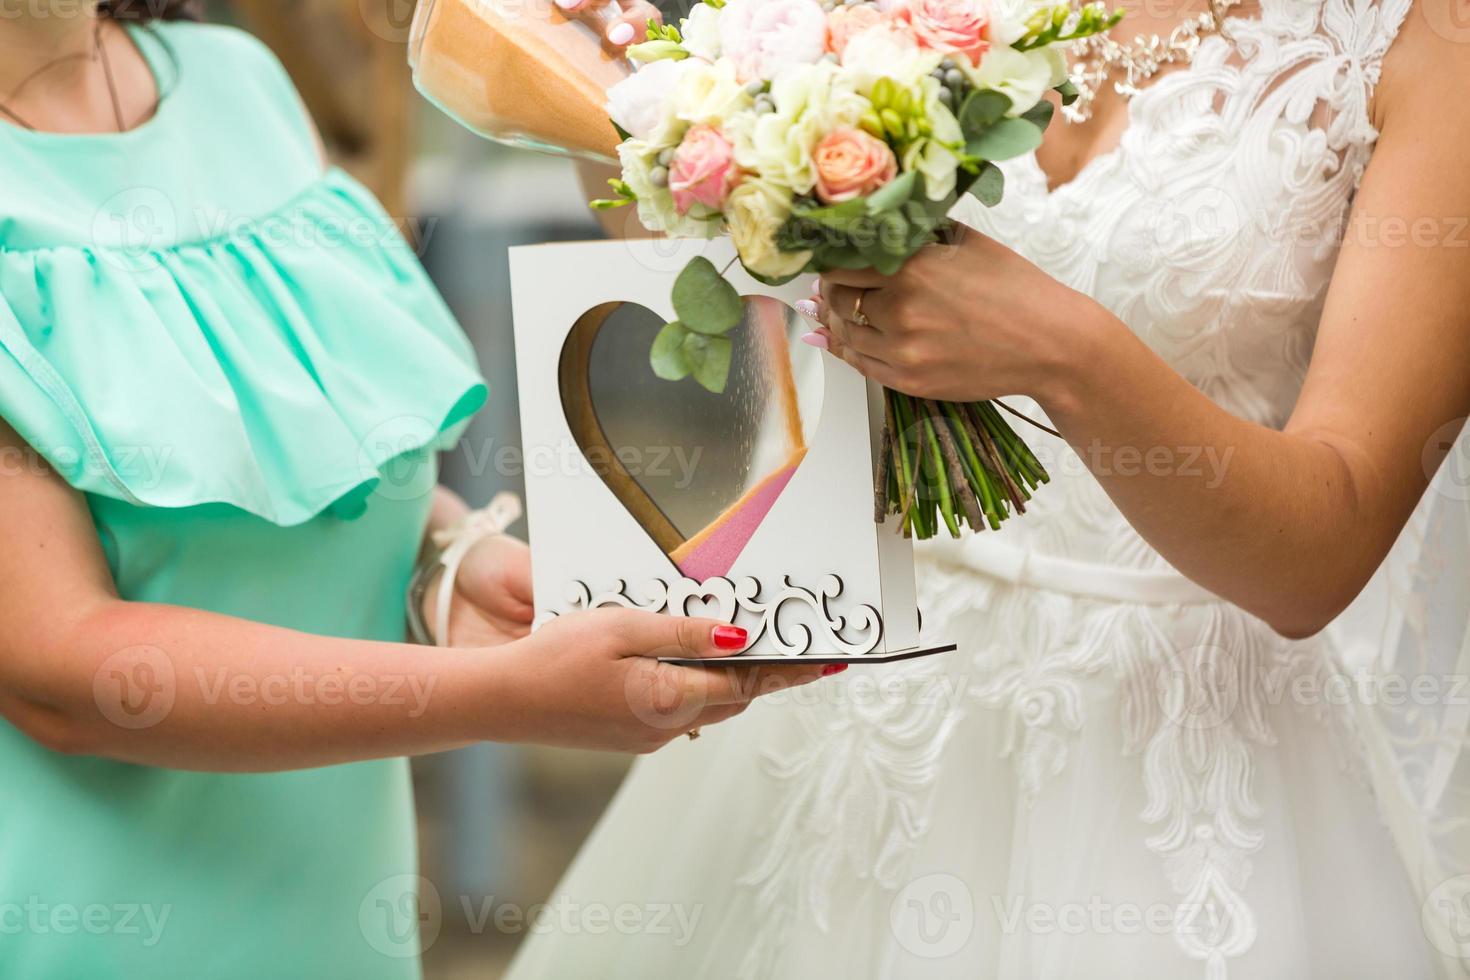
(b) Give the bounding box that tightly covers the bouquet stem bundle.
[879,392,1049,539]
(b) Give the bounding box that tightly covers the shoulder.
[149,20,289,76]
[1373,0,1470,132]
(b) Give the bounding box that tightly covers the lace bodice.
[942,0,1413,572]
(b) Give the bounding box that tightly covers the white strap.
[431,492,523,648]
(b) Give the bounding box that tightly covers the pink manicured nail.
[800,332,829,350]
[554,0,580,9]
[821,664,848,677]
[607,22,635,44]
[809,278,822,296]
[795,299,819,319]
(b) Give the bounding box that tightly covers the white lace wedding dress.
[506,0,1470,976]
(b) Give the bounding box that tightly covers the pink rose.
[670,125,738,214]
[812,127,898,204]
[825,5,884,57]
[899,0,989,65]
[718,0,829,83]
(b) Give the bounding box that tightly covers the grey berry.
[650,166,669,188]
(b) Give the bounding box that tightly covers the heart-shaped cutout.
[559,297,823,580]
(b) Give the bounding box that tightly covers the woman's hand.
[805,229,1111,410]
[425,534,536,648]
[559,0,660,50]
[496,611,839,754]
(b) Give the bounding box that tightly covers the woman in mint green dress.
[0,4,829,977]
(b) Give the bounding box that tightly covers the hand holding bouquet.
[594,0,1119,540]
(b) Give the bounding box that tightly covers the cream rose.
[725,179,811,279]
[606,58,693,142]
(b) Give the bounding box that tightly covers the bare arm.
[815,1,1470,637]
[0,422,829,771]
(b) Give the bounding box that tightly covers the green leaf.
[1021,99,1055,132]
[651,321,692,380]
[966,118,1044,162]
[864,170,918,214]
[1055,78,1080,106]
[682,332,733,393]
[958,90,1012,135]
[672,257,743,336]
[969,162,1005,207]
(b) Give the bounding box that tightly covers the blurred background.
[198,1,648,975]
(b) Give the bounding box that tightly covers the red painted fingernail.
[821,664,848,676]
[712,626,748,650]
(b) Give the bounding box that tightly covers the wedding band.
[686,728,702,741]
[852,289,872,327]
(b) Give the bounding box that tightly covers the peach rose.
[900,0,989,65]
[812,127,898,204]
[670,125,739,214]
[825,5,884,57]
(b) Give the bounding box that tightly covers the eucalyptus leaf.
[682,331,733,393]
[650,321,692,380]
[966,118,1044,162]
[969,162,1005,207]
[1055,78,1080,106]
[864,170,918,214]
[1021,99,1055,132]
[672,256,742,336]
[959,90,1013,135]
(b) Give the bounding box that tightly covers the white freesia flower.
[618,139,712,238]
[725,178,811,279]
[903,75,964,199]
[728,61,868,193]
[681,2,723,61]
[718,0,828,83]
[606,58,693,142]
[672,58,748,127]
[985,0,1046,45]
[961,45,1060,116]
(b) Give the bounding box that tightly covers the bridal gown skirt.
[504,542,1436,980]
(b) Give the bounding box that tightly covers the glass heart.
[559,297,823,580]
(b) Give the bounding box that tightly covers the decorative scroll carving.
[538,575,884,656]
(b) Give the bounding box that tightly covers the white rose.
[962,44,1059,116]
[681,2,723,61]
[718,0,828,83]
[728,61,868,193]
[607,58,693,141]
[672,58,748,127]
[726,179,811,279]
[618,139,712,238]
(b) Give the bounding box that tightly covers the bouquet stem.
[878,391,1051,540]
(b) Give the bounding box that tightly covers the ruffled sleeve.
[0,170,487,526]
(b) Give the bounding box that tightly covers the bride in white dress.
[507,0,1470,976]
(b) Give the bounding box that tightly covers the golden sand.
[414,0,626,160]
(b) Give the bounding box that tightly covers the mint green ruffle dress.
[0,22,487,979]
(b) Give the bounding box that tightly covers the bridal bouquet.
[593,0,1119,539]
